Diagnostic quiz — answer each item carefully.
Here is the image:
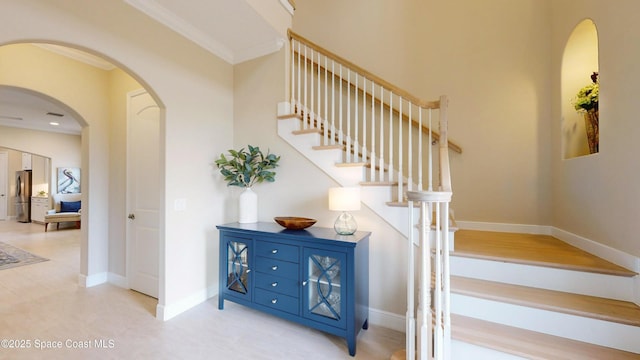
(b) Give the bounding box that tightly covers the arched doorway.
[0,42,164,313]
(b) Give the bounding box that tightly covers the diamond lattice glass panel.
[308,255,341,319]
[227,241,249,294]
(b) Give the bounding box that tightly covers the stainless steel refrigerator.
[15,170,32,222]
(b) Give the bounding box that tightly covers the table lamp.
[328,187,361,235]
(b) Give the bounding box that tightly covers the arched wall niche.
[561,19,599,159]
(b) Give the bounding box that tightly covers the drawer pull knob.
[246,269,251,273]
[271,249,278,254]
[302,280,308,286]
[271,265,278,271]
[271,299,278,304]
[271,282,278,287]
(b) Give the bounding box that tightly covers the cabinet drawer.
[255,273,299,297]
[254,288,298,315]
[255,240,298,263]
[255,257,299,280]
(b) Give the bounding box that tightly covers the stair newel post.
[442,201,452,360]
[434,202,444,360]
[418,200,432,360]
[406,198,417,360]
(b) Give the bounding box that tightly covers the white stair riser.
[452,294,640,353]
[451,256,636,302]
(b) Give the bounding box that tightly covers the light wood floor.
[0,220,403,360]
[453,230,637,276]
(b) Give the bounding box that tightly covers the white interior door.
[0,151,7,220]
[127,89,160,298]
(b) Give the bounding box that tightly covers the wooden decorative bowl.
[274,217,317,230]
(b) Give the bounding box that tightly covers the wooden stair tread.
[312,144,343,150]
[452,276,640,327]
[335,162,368,167]
[292,128,321,135]
[453,230,637,277]
[452,314,640,360]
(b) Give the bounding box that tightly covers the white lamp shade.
[328,187,361,211]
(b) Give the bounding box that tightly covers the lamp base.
[334,212,357,235]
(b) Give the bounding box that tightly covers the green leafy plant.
[215,145,280,188]
[573,72,599,112]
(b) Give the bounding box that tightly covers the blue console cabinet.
[217,222,370,356]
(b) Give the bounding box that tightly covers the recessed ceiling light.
[49,122,60,126]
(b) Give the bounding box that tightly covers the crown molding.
[124,0,235,63]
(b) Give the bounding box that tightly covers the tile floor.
[0,220,403,360]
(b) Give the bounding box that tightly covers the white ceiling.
[0,87,81,135]
[124,0,286,64]
[0,0,288,136]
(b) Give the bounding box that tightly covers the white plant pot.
[238,187,258,223]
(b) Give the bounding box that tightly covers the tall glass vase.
[238,187,257,223]
[584,109,599,154]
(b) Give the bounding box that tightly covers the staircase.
[450,230,640,359]
[278,30,640,359]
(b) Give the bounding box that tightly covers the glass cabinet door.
[303,249,347,329]
[226,239,250,296]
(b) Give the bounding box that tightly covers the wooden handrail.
[289,30,437,109]
[288,29,462,154]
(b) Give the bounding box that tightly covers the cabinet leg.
[362,319,369,330]
[218,296,224,310]
[347,336,356,356]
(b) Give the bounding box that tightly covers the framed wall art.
[57,167,81,194]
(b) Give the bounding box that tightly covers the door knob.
[128,213,135,220]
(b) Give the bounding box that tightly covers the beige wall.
[0,0,234,316]
[551,0,640,258]
[293,0,554,227]
[294,0,640,262]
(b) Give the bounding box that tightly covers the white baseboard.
[369,307,405,332]
[78,272,108,288]
[551,227,640,274]
[107,272,128,288]
[456,221,551,235]
[157,286,218,321]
